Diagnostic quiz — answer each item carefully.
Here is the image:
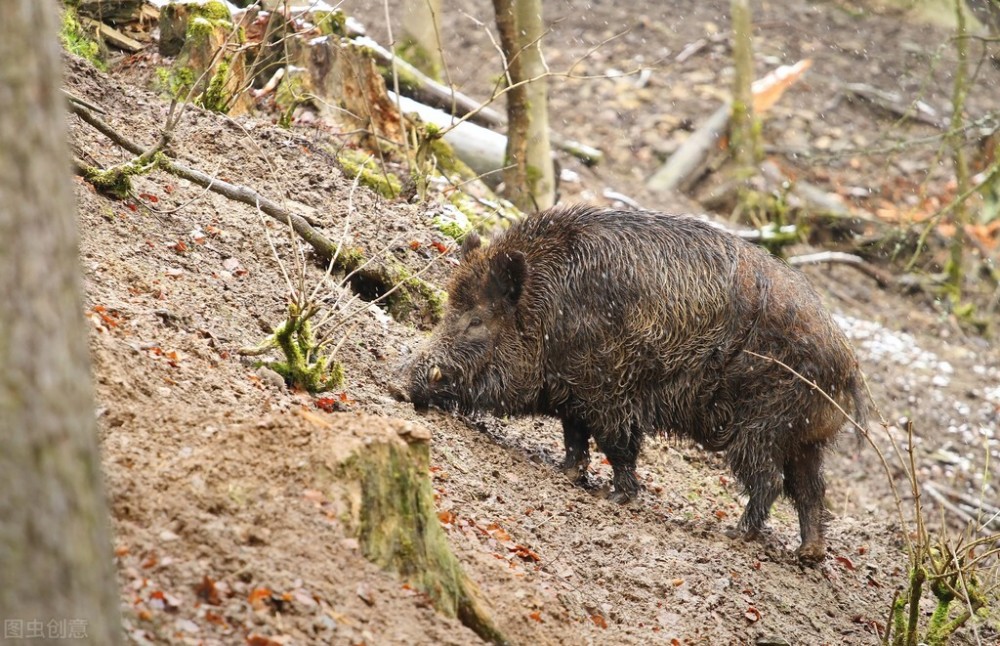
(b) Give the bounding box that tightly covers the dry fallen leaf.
[196,575,221,605]
[835,555,856,571]
[511,544,541,562]
[248,587,272,610]
[529,610,543,623]
[590,614,608,629]
[486,522,511,542]
[745,606,762,623]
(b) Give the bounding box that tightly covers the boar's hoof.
[795,541,827,564]
[606,489,636,505]
[724,526,761,542]
[559,459,589,485]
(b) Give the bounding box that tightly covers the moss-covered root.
[266,302,344,392]
[344,423,507,645]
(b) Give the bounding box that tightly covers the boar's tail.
[848,369,871,438]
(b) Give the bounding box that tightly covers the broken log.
[647,60,813,194]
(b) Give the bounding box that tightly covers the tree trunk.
[493,0,555,212]
[730,0,759,175]
[0,2,122,644]
[399,0,444,79]
[947,0,970,296]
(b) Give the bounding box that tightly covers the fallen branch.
[68,99,443,323]
[843,82,947,129]
[359,35,603,165]
[787,251,895,288]
[647,59,813,194]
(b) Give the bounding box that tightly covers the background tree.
[0,2,122,642]
[399,0,444,79]
[493,0,555,211]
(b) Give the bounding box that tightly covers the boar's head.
[408,233,543,415]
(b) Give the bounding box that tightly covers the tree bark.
[493,0,555,212]
[399,0,444,79]
[730,0,759,175]
[0,2,122,643]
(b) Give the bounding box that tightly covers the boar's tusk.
[429,366,443,383]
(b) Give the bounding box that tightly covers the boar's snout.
[408,361,450,411]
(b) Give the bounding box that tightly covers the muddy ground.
[69,0,999,643]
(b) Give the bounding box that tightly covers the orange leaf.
[431,240,448,254]
[529,610,543,623]
[486,523,511,542]
[590,614,608,629]
[835,556,856,571]
[196,575,222,605]
[247,634,284,646]
[438,510,456,525]
[205,610,227,627]
[248,587,272,609]
[745,606,762,623]
[409,240,421,250]
[315,397,337,413]
[511,544,541,562]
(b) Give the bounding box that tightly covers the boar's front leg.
[596,429,643,504]
[560,417,591,484]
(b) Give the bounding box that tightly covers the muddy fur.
[409,205,868,562]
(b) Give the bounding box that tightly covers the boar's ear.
[487,250,527,305]
[461,232,481,260]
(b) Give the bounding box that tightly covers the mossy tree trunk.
[493,0,555,212]
[947,0,971,298]
[730,0,760,180]
[399,0,444,79]
[0,2,121,643]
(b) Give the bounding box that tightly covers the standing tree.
[399,0,444,79]
[730,0,762,215]
[493,0,555,212]
[0,2,122,643]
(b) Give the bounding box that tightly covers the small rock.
[257,366,286,389]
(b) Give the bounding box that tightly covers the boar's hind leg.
[597,430,643,504]
[784,442,828,563]
[727,437,783,541]
[560,417,591,484]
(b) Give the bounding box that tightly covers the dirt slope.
[67,0,1000,644]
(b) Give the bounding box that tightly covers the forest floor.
[69,0,999,644]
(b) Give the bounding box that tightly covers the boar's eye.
[468,316,483,329]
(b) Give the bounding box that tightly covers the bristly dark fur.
[409,205,868,563]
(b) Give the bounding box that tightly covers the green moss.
[156,64,197,100]
[60,7,106,71]
[275,70,309,127]
[193,1,233,23]
[336,149,402,199]
[395,39,442,80]
[313,10,347,36]
[186,16,218,43]
[257,303,344,393]
[80,154,164,199]
[199,59,232,112]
